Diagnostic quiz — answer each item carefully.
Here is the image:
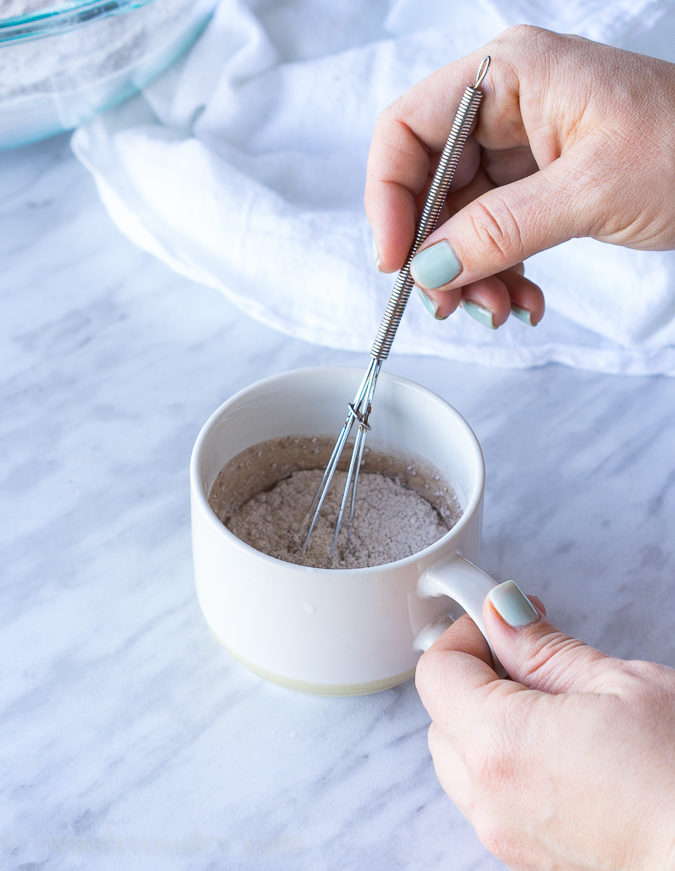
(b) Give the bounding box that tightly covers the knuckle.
[427,721,441,753]
[468,195,525,265]
[472,792,524,866]
[499,23,541,43]
[612,658,675,699]
[621,657,669,682]
[474,817,521,866]
[414,648,437,698]
[499,23,555,52]
[521,632,603,692]
[375,97,400,128]
[466,729,526,865]
[463,721,516,794]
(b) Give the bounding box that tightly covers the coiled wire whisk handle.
[370,56,490,362]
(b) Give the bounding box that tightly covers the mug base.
[207,621,415,696]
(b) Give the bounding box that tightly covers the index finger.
[415,612,520,736]
[364,48,495,272]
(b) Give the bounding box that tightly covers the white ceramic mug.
[190,366,502,696]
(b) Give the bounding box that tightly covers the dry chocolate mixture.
[208,436,461,569]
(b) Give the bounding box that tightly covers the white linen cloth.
[72,0,675,375]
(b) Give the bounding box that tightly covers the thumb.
[483,581,610,694]
[409,147,594,293]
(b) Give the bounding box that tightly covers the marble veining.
[1,134,674,871]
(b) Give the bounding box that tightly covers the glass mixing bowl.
[0,0,217,148]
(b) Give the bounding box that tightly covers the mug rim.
[190,365,485,576]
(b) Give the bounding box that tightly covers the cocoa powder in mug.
[207,436,461,569]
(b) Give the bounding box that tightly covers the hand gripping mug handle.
[415,555,507,677]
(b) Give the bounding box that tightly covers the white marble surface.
[1,133,674,871]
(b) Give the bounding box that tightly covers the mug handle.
[415,555,507,677]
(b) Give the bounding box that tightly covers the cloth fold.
[72,0,675,375]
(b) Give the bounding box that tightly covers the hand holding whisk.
[302,57,492,561]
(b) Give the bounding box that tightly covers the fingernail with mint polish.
[488,581,539,628]
[511,305,536,326]
[417,288,448,320]
[410,240,461,289]
[462,300,496,329]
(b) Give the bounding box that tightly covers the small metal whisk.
[302,56,491,560]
